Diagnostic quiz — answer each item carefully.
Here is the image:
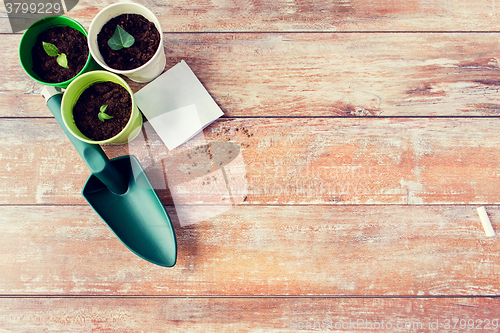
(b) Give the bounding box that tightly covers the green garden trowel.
[42,87,177,267]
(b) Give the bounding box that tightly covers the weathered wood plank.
[3,1,499,329]
[0,297,499,332]
[2,118,500,205]
[3,33,500,117]
[3,0,500,33]
[0,119,89,204]
[0,205,498,295]
[0,94,50,118]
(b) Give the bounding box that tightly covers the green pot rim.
[19,16,93,88]
[61,70,141,145]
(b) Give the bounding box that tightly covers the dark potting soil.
[31,26,88,83]
[73,82,132,141]
[97,14,160,70]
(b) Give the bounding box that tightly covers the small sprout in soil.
[107,25,135,51]
[42,42,69,69]
[98,104,114,122]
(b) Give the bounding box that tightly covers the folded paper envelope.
[134,60,224,150]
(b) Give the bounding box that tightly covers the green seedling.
[107,25,135,51]
[98,104,114,122]
[42,42,69,69]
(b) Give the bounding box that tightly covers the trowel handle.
[45,91,128,195]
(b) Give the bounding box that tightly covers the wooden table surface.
[1,0,500,331]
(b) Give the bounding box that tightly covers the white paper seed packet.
[134,60,224,150]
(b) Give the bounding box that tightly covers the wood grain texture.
[3,0,500,33]
[0,297,499,332]
[2,0,500,330]
[158,32,500,117]
[0,205,498,296]
[2,117,500,205]
[3,33,500,117]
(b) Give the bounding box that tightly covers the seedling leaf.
[98,104,114,122]
[101,113,114,120]
[108,25,135,51]
[56,53,69,69]
[42,42,59,57]
[43,41,69,69]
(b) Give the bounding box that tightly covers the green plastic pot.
[61,71,143,145]
[19,16,99,89]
